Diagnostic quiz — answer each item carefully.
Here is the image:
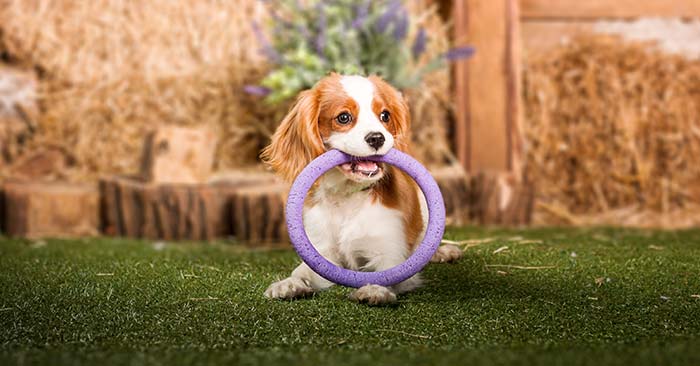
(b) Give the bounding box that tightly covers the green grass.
[1,227,700,366]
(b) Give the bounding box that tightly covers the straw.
[524,35,700,228]
[0,0,454,181]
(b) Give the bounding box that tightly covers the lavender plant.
[247,0,473,104]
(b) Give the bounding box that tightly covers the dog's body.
[262,74,461,305]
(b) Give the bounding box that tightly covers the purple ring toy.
[286,148,445,288]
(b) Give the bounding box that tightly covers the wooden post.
[453,0,523,174]
[452,0,533,225]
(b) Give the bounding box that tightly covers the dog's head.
[262,74,411,183]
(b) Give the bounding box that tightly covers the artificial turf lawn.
[1,227,699,366]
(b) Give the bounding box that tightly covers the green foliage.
[254,0,444,104]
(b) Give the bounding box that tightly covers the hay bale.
[523,35,700,228]
[0,0,274,181]
[0,0,454,182]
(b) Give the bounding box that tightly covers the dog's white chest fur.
[303,171,409,271]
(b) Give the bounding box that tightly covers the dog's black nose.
[364,132,385,150]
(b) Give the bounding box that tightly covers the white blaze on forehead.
[327,75,394,157]
[339,75,375,109]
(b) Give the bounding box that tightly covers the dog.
[262,73,462,305]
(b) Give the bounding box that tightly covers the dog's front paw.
[349,284,397,305]
[264,277,314,300]
[430,244,463,263]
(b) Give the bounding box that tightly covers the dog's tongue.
[354,160,378,173]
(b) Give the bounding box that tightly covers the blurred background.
[1,0,699,241]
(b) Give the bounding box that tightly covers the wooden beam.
[506,0,524,175]
[521,21,598,53]
[521,0,700,20]
[453,0,471,171]
[453,0,522,173]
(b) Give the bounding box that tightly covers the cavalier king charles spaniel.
[262,73,462,305]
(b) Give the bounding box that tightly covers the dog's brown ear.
[261,90,324,182]
[391,92,412,153]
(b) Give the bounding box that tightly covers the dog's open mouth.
[339,160,384,179]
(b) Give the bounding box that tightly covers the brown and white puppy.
[262,73,461,305]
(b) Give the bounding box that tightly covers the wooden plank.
[521,0,700,20]
[523,20,700,55]
[522,21,599,53]
[453,0,522,173]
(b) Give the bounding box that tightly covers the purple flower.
[412,28,427,59]
[244,85,272,97]
[315,2,326,57]
[376,0,402,33]
[351,0,371,29]
[298,24,311,42]
[444,46,476,61]
[251,21,281,63]
[393,10,409,40]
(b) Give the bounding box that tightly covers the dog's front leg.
[264,256,336,300]
[348,254,422,306]
[265,205,339,300]
[430,244,463,263]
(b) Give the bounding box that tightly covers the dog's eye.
[336,112,353,125]
[379,111,390,123]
